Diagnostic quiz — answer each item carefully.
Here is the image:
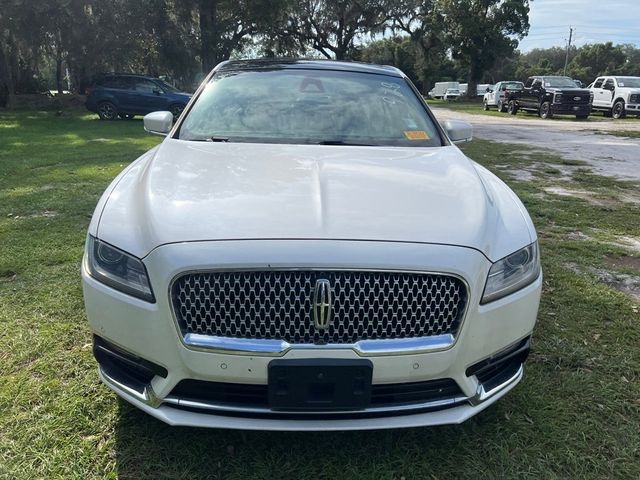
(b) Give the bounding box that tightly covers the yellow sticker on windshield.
[404,130,429,140]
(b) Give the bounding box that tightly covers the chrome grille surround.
[170,270,468,349]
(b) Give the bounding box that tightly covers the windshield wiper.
[316,140,375,146]
[184,136,231,142]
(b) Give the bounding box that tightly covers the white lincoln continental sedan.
[82,59,541,431]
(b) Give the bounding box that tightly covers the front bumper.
[551,103,591,115]
[82,240,541,430]
[625,103,640,113]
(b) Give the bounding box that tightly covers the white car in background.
[444,88,461,101]
[82,59,541,431]
[589,76,640,118]
[483,81,524,112]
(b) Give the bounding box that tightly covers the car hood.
[95,140,534,261]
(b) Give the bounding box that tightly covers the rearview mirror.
[443,120,473,144]
[143,111,173,136]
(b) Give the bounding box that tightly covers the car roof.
[216,59,405,78]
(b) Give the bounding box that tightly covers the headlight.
[86,236,155,302]
[481,242,540,304]
[553,93,562,103]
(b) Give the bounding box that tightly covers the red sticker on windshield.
[404,130,429,140]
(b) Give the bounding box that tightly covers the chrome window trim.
[167,267,470,357]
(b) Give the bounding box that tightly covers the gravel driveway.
[432,107,640,181]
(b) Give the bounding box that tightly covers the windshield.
[615,77,640,88]
[504,82,523,90]
[178,69,442,147]
[544,77,581,88]
[156,79,179,92]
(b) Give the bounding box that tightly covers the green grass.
[1,111,639,479]
[596,129,640,138]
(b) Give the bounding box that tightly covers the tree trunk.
[466,78,478,99]
[55,29,64,95]
[198,0,219,72]
[0,40,16,109]
[56,52,64,95]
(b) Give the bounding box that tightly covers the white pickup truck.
[483,81,524,112]
[588,76,640,119]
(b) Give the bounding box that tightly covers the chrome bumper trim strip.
[162,394,468,416]
[183,332,456,357]
[161,366,523,416]
[469,364,524,406]
[98,366,162,408]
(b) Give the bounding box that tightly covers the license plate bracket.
[268,359,373,411]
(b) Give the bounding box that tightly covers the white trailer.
[429,81,460,99]
[477,84,491,96]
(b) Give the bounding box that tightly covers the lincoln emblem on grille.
[312,279,332,330]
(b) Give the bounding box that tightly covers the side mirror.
[144,111,173,136]
[486,87,490,93]
[501,85,507,91]
[153,88,163,95]
[443,119,473,144]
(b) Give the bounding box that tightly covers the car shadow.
[113,394,518,479]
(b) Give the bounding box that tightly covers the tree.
[358,36,420,85]
[0,0,51,105]
[567,42,626,83]
[185,0,289,72]
[619,44,640,77]
[281,0,390,60]
[387,0,447,92]
[441,0,530,98]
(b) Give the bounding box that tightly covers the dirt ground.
[432,107,640,181]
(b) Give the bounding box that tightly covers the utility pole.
[564,26,574,76]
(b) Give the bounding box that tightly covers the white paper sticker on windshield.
[545,82,551,87]
[619,82,625,87]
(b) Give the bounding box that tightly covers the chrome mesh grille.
[171,271,467,345]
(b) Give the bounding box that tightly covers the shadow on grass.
[112,394,528,479]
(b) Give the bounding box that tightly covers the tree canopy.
[1,0,639,107]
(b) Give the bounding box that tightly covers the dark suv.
[506,76,592,119]
[85,74,191,120]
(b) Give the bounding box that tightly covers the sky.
[517,0,640,52]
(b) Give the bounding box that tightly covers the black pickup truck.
[506,76,593,119]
